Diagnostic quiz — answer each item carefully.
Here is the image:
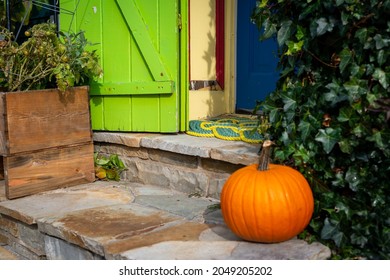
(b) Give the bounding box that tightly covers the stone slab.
[116,223,331,260]
[134,194,219,221]
[119,239,331,260]
[0,181,134,224]
[0,180,332,260]
[37,203,183,257]
[140,134,232,158]
[128,183,178,196]
[0,245,19,260]
[210,143,260,165]
[93,132,153,148]
[105,221,213,259]
[44,235,103,260]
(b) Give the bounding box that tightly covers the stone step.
[0,245,20,260]
[93,132,262,199]
[0,181,331,260]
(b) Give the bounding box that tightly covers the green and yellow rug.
[186,115,264,144]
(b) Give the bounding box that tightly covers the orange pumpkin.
[220,140,314,243]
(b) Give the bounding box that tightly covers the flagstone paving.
[0,181,331,260]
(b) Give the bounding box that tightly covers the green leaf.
[345,167,361,192]
[321,218,346,247]
[282,94,297,112]
[298,120,313,141]
[344,79,367,103]
[106,169,117,180]
[354,28,368,44]
[259,0,268,8]
[262,19,277,39]
[351,233,369,248]
[293,144,314,164]
[285,40,304,55]
[377,50,386,66]
[95,158,110,166]
[296,25,305,40]
[366,129,387,150]
[269,108,280,123]
[337,106,359,125]
[339,139,353,154]
[277,20,292,46]
[315,17,332,36]
[315,128,341,154]
[372,68,389,89]
[352,124,366,137]
[373,34,388,50]
[339,48,352,74]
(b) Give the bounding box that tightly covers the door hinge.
[178,13,182,30]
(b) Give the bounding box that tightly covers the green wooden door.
[60,0,188,132]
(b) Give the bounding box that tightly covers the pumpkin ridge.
[267,167,291,242]
[277,166,313,236]
[222,167,251,239]
[240,168,256,239]
[276,168,301,240]
[253,167,269,241]
[220,141,314,243]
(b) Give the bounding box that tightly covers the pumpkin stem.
[258,140,274,171]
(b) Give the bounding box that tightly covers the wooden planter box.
[0,86,95,199]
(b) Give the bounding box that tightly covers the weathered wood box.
[0,86,95,199]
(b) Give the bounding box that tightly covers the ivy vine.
[252,0,390,259]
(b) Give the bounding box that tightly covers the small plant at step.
[94,153,126,181]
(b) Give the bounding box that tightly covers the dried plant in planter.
[0,22,103,92]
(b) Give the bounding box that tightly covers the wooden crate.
[0,86,93,155]
[0,86,95,199]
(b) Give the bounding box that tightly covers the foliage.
[252,0,390,259]
[0,0,33,31]
[0,22,102,92]
[94,153,127,182]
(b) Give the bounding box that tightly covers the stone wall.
[94,142,245,199]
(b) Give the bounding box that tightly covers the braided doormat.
[186,115,264,143]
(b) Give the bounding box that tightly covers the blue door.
[236,0,279,111]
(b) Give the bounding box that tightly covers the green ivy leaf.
[345,167,361,192]
[262,19,277,39]
[339,139,353,154]
[293,144,314,164]
[339,48,352,74]
[285,40,304,55]
[366,129,387,150]
[337,106,360,125]
[352,124,366,138]
[373,34,388,50]
[315,17,332,36]
[298,120,314,141]
[372,68,389,89]
[377,50,386,66]
[315,128,341,154]
[282,94,297,111]
[321,218,344,247]
[259,0,268,8]
[277,20,293,46]
[354,28,368,44]
[296,25,305,40]
[350,233,369,248]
